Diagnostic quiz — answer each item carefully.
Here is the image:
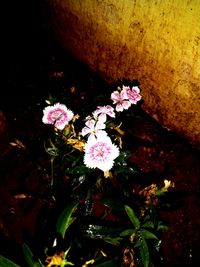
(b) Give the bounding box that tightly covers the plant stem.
[50,157,54,188]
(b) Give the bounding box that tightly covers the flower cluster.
[42,85,142,174]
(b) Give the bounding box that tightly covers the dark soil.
[1,2,200,267]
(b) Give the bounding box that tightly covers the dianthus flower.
[122,85,142,104]
[111,90,131,112]
[93,105,115,122]
[83,136,119,172]
[42,103,74,130]
[81,118,107,142]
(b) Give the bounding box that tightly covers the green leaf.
[0,255,21,267]
[119,228,134,237]
[142,220,154,229]
[115,151,131,163]
[56,202,78,238]
[140,229,158,240]
[157,224,168,232]
[22,243,43,267]
[124,205,140,229]
[136,235,149,267]
[60,247,74,267]
[61,260,74,266]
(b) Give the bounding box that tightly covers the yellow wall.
[46,0,200,147]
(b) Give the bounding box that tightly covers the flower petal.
[84,136,119,172]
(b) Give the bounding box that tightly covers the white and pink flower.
[111,90,131,112]
[83,136,119,172]
[81,118,107,141]
[93,105,115,122]
[122,85,142,104]
[42,103,74,130]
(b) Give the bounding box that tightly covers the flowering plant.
[1,83,174,267]
[42,85,141,176]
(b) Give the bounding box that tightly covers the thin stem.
[50,157,55,188]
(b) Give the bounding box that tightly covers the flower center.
[90,142,111,162]
[49,108,66,124]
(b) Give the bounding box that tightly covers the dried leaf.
[9,139,26,150]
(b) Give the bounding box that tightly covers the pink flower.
[93,105,115,122]
[42,103,74,130]
[122,85,142,104]
[81,118,107,141]
[111,90,131,112]
[84,136,119,171]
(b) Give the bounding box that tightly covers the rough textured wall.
[44,0,200,147]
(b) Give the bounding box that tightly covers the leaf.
[22,243,35,267]
[115,151,131,163]
[119,229,134,237]
[56,202,78,238]
[124,205,140,229]
[157,224,168,232]
[9,139,26,150]
[142,220,154,229]
[62,261,74,266]
[136,235,149,267]
[22,243,43,267]
[61,247,75,267]
[140,229,158,240]
[0,255,21,267]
